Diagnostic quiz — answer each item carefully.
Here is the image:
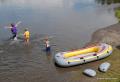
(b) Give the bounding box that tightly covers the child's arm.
[15,21,22,27]
[4,25,12,29]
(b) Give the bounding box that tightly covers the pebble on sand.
[99,62,111,72]
[83,69,96,77]
[0,50,4,53]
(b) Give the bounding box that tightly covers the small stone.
[99,62,111,72]
[0,50,4,53]
[83,69,96,77]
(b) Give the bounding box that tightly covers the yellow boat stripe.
[68,59,80,62]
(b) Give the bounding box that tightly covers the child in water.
[9,23,18,40]
[24,28,30,43]
[7,21,21,40]
[44,36,51,52]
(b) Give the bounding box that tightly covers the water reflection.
[0,0,117,47]
[95,0,120,22]
[0,0,94,7]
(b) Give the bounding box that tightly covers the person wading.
[6,21,21,40]
[10,23,17,40]
[24,28,30,44]
[44,36,51,52]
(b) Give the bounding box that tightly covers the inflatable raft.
[54,43,112,67]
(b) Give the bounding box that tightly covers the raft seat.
[64,46,99,58]
[67,52,96,59]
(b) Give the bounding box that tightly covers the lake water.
[0,0,119,82]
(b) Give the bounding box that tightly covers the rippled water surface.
[0,0,119,82]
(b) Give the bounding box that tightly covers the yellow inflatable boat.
[54,43,112,67]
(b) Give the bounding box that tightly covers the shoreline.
[86,23,120,48]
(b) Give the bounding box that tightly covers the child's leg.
[12,33,17,39]
[25,37,29,43]
[26,38,29,43]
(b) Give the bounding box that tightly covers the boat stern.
[54,52,70,67]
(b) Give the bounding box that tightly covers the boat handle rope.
[56,56,60,57]
[93,53,97,56]
[97,56,99,59]
[80,57,84,59]
[68,61,70,64]
[92,53,99,59]
[83,59,86,62]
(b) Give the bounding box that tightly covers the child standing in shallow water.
[44,36,51,52]
[24,28,30,44]
[10,24,17,40]
[6,21,21,40]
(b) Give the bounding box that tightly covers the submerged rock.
[99,62,111,72]
[83,69,96,77]
[0,50,4,53]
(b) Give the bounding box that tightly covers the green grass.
[115,8,120,22]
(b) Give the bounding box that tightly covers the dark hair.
[25,28,28,31]
[11,24,14,27]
